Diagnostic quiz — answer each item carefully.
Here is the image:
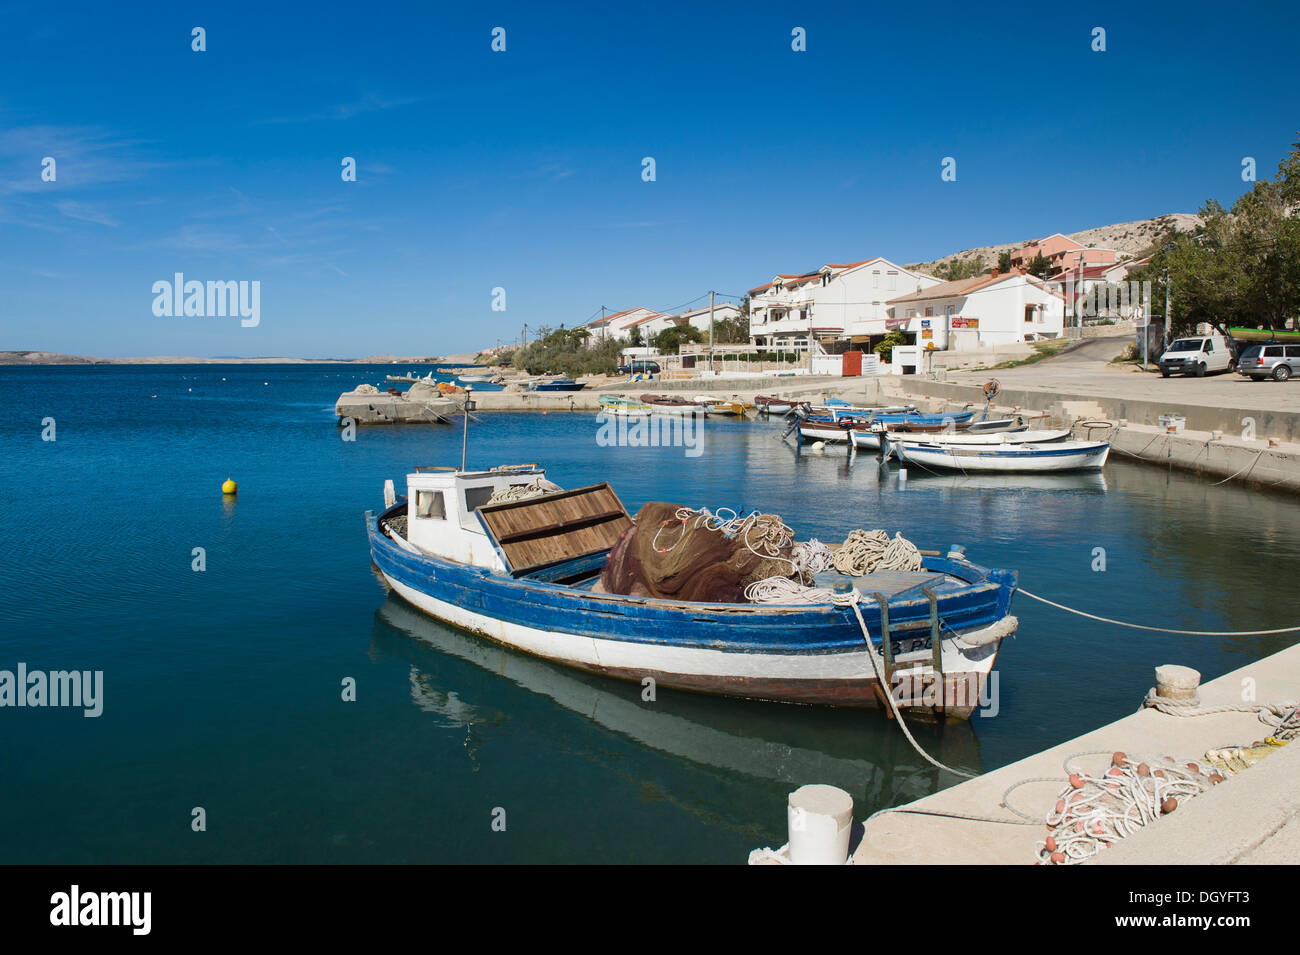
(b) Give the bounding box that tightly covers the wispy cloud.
[54,200,119,227]
[253,93,423,126]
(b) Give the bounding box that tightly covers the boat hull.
[898,441,1111,472]
[367,511,1017,714]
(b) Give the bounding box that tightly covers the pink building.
[1009,233,1117,276]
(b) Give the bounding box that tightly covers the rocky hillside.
[906,213,1202,273]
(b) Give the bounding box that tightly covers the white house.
[1045,257,1151,324]
[884,269,1065,349]
[747,258,942,350]
[585,307,661,343]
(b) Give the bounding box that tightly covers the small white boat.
[852,418,1030,451]
[896,440,1110,473]
[879,428,1072,452]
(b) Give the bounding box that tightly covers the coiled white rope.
[791,538,834,575]
[486,477,562,504]
[832,529,922,576]
[1017,587,1300,636]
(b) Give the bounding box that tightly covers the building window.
[924,307,934,317]
[887,272,897,291]
[872,271,880,288]
[1024,306,1035,323]
[821,273,830,287]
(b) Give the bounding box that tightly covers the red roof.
[748,258,881,295]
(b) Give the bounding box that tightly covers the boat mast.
[461,385,474,471]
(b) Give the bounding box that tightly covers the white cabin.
[401,466,549,569]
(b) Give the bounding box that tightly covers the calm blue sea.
[1,363,1297,863]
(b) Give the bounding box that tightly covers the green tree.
[873,331,906,362]
[1131,137,1300,338]
[653,325,703,352]
[997,250,1013,273]
[1025,254,1052,279]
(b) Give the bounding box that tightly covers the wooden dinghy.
[367,465,1019,716]
[754,395,798,414]
[640,394,709,415]
[694,395,747,416]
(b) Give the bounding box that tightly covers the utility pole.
[708,290,715,374]
[522,323,527,349]
[601,306,606,343]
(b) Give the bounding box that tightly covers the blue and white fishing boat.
[366,464,1020,715]
[896,439,1111,473]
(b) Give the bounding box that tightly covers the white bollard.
[1154,664,1201,701]
[787,784,854,865]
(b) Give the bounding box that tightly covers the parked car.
[1158,334,1234,377]
[1237,343,1299,381]
[617,359,661,376]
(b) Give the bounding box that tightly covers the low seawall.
[848,641,1300,865]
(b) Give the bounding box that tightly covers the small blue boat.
[808,408,976,426]
[367,464,1020,716]
[529,378,585,392]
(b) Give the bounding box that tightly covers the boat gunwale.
[371,502,1011,619]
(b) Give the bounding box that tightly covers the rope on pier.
[1016,587,1300,636]
[1142,691,1300,738]
[1031,751,1223,865]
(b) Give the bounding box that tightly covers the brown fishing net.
[596,502,797,603]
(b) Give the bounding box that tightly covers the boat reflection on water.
[894,470,1109,493]
[371,591,984,812]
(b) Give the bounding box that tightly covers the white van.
[1158,334,1234,377]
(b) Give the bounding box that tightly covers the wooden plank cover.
[477,483,633,576]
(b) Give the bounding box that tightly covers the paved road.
[949,336,1300,414]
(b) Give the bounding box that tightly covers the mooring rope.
[1016,587,1300,636]
[1141,691,1299,736]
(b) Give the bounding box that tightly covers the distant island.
[0,351,482,365]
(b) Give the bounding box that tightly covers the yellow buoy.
[222,478,238,496]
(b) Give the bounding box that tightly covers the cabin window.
[463,486,497,513]
[415,490,446,519]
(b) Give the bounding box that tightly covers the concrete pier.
[842,641,1300,865]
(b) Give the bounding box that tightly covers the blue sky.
[1,0,1296,357]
